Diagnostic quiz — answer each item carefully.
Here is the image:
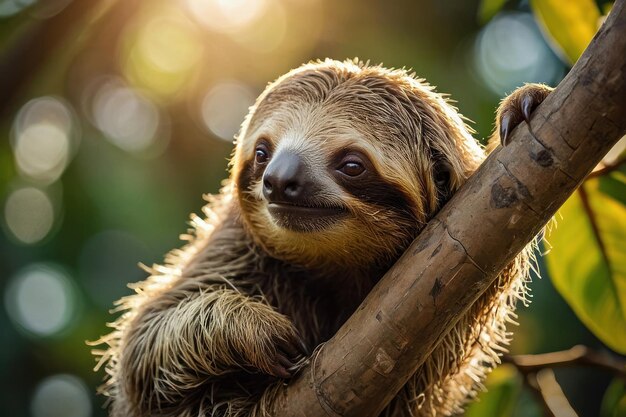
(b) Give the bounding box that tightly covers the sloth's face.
[232,62,483,269]
[241,119,409,234]
[251,138,353,233]
[235,109,417,268]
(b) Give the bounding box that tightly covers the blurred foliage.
[532,0,626,359]
[469,0,626,415]
[0,0,624,416]
[478,0,508,22]
[465,365,524,417]
[546,163,626,355]
[601,380,626,417]
[530,0,601,64]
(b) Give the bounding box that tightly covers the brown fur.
[92,59,542,417]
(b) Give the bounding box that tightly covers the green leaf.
[601,379,626,417]
[478,0,508,23]
[530,0,600,64]
[545,162,626,354]
[466,365,521,417]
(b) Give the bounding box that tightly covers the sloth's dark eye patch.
[330,150,414,220]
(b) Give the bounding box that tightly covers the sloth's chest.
[257,272,367,350]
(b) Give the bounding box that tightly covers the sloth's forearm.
[118,290,250,406]
[118,287,295,409]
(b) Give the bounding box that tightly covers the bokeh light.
[185,0,267,34]
[3,186,56,245]
[230,0,287,53]
[11,96,77,184]
[0,0,35,17]
[30,374,92,417]
[123,12,203,98]
[201,81,256,141]
[91,77,166,154]
[4,264,77,337]
[474,12,565,96]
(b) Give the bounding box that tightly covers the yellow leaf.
[466,365,522,417]
[478,0,508,23]
[530,0,600,64]
[546,164,626,354]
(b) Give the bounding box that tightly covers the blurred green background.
[0,0,621,416]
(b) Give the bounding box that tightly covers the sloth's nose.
[262,152,308,203]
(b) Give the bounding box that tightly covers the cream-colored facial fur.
[233,60,484,270]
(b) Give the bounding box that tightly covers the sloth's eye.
[339,161,365,177]
[255,147,269,164]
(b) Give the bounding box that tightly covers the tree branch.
[269,0,626,415]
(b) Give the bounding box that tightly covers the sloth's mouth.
[267,202,347,232]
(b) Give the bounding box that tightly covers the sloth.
[93,59,551,417]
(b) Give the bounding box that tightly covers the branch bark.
[270,1,626,415]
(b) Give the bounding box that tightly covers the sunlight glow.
[201,81,256,142]
[124,13,203,98]
[185,0,267,33]
[140,17,201,74]
[231,0,287,52]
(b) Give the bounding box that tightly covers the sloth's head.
[232,59,484,272]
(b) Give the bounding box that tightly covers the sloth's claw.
[264,332,308,379]
[270,353,295,379]
[498,84,551,147]
[521,93,535,122]
[500,113,514,147]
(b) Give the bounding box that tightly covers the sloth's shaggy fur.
[92,59,539,417]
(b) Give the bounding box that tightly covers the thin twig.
[534,369,578,417]
[503,345,626,417]
[504,345,626,379]
[523,371,558,417]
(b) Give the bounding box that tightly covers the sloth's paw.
[498,83,552,146]
[242,317,308,379]
[267,332,309,379]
